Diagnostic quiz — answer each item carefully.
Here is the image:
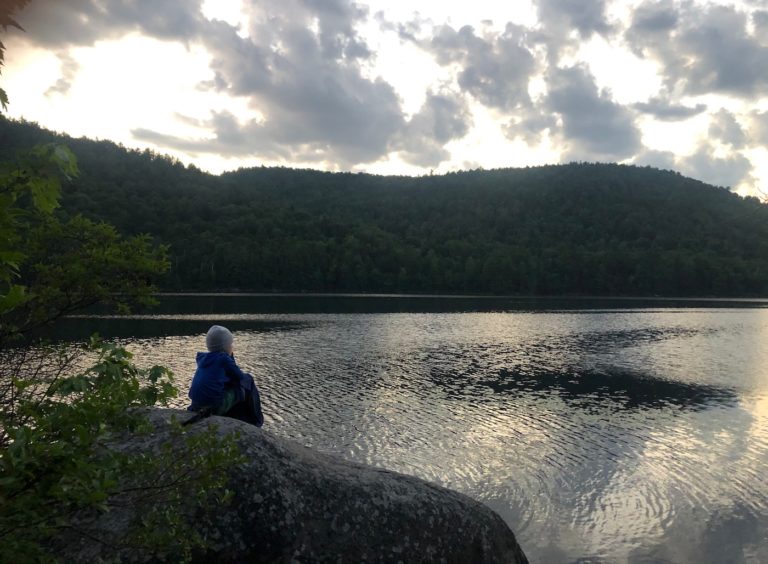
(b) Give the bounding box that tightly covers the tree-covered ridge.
[2,117,768,296]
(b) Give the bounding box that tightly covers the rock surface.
[64,408,528,563]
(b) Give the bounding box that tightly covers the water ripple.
[50,308,768,563]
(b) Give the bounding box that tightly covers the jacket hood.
[196,351,226,367]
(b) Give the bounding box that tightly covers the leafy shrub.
[0,338,244,562]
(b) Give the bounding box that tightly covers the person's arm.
[223,353,252,384]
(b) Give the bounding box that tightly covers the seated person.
[188,325,264,427]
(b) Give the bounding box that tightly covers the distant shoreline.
[155,292,768,302]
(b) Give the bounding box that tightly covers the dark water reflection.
[48,297,768,563]
[483,367,738,411]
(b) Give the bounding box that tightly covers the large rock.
[63,408,528,563]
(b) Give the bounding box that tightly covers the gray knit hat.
[206,325,234,352]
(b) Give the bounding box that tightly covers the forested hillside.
[3,117,768,296]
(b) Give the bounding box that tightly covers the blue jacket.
[188,351,250,410]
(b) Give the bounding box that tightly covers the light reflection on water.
[53,303,768,563]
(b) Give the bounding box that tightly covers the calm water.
[55,296,768,563]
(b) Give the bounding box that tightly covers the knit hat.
[206,325,234,352]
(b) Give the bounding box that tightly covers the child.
[188,325,264,427]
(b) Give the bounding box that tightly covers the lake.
[53,295,768,563]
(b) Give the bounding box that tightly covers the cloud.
[374,10,430,43]
[635,144,753,189]
[633,96,707,121]
[45,52,79,96]
[504,111,558,145]
[754,10,768,42]
[626,0,678,38]
[678,145,753,189]
[10,0,768,178]
[627,2,768,98]
[426,23,537,111]
[536,0,612,37]
[17,0,482,168]
[534,0,613,61]
[134,110,291,161]
[12,0,206,47]
[180,0,407,165]
[16,0,414,166]
[634,149,677,171]
[708,110,746,149]
[746,110,768,147]
[637,108,755,190]
[136,89,473,168]
[544,65,642,161]
[395,91,473,167]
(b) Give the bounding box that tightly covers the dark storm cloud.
[627,1,768,98]
[426,23,537,112]
[633,96,707,121]
[544,65,642,160]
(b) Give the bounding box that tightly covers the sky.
[3,0,768,196]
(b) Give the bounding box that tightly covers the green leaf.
[28,174,59,214]
[0,284,27,314]
[51,145,78,179]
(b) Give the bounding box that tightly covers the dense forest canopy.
[2,117,768,296]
